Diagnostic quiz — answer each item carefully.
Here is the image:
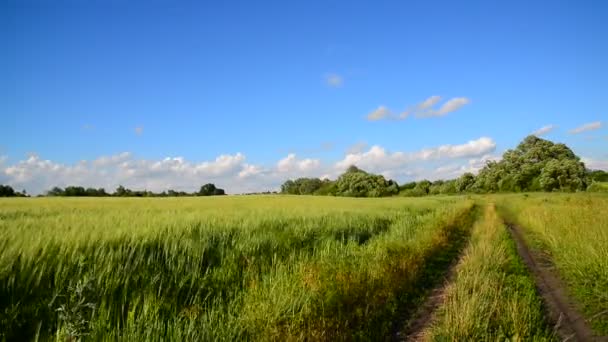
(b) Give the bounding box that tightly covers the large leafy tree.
[334,166,399,197]
[474,135,587,192]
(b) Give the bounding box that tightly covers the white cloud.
[238,164,264,178]
[325,73,343,87]
[372,96,470,121]
[135,126,144,136]
[335,137,496,174]
[417,97,470,117]
[367,106,391,121]
[412,137,496,160]
[1,152,255,195]
[277,154,321,173]
[0,138,500,195]
[569,121,602,134]
[582,157,608,171]
[418,95,442,110]
[431,154,501,180]
[532,124,556,136]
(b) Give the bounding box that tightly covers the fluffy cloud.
[569,121,602,134]
[335,137,496,174]
[2,153,255,195]
[411,137,496,160]
[532,124,556,136]
[1,138,500,195]
[582,157,608,171]
[432,154,502,180]
[277,154,321,173]
[367,106,392,121]
[325,73,343,87]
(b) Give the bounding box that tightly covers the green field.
[1,194,606,341]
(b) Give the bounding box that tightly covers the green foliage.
[281,178,325,195]
[334,167,399,197]
[198,183,225,196]
[281,166,399,197]
[538,159,586,191]
[43,184,224,197]
[0,185,25,197]
[588,170,608,183]
[456,173,475,192]
[586,182,608,193]
[475,135,587,192]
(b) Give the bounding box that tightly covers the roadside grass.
[425,203,554,341]
[0,195,473,340]
[496,193,608,335]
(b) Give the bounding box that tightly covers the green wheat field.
[1,194,607,341]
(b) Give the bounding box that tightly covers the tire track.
[394,255,462,341]
[506,223,606,342]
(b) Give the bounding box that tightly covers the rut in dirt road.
[507,223,606,342]
[393,256,462,342]
[392,207,478,342]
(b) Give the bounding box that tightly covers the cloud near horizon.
[7,137,606,196]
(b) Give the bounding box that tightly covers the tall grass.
[496,193,608,335]
[426,204,553,341]
[0,195,473,340]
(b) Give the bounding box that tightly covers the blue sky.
[2,0,607,194]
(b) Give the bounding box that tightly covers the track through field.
[507,223,606,342]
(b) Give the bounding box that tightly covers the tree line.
[0,183,226,197]
[281,135,608,197]
[281,165,400,197]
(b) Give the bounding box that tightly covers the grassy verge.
[495,193,608,335]
[425,203,554,341]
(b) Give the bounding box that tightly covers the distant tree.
[414,180,432,195]
[439,180,458,194]
[456,173,476,192]
[588,170,608,183]
[334,167,398,197]
[114,185,129,197]
[399,182,417,191]
[429,180,445,195]
[198,183,225,196]
[198,183,217,196]
[64,186,86,196]
[281,180,297,194]
[280,178,325,195]
[47,187,65,196]
[0,185,16,197]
